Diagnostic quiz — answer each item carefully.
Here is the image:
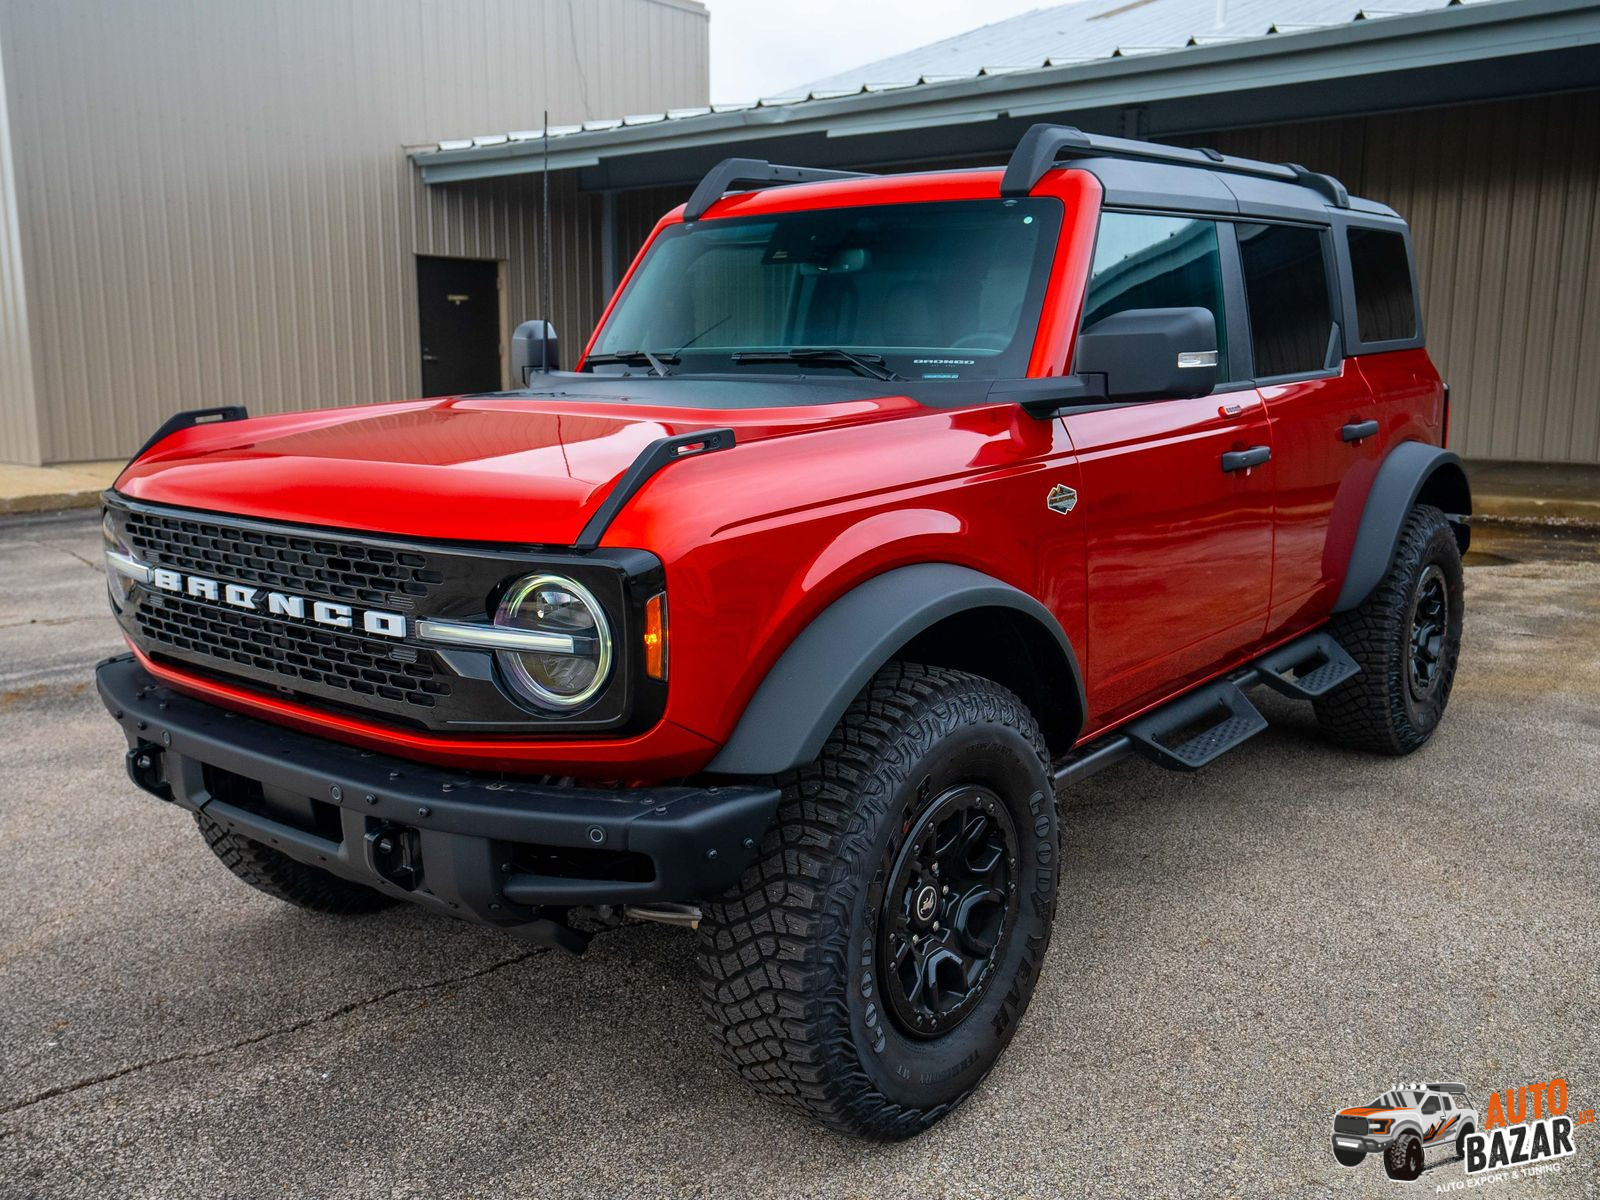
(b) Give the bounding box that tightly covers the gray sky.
[704,0,1053,104]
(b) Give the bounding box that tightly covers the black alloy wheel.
[879,785,1020,1038]
[1406,564,1448,702]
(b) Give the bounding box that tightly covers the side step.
[1253,632,1359,699]
[1050,628,1360,786]
[1123,679,1267,771]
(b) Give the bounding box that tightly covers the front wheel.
[696,663,1059,1140]
[1385,1133,1425,1181]
[1332,1141,1366,1168]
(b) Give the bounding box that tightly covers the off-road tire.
[696,663,1059,1140]
[1331,1141,1366,1168]
[1314,503,1463,754]
[1385,1132,1425,1181]
[197,812,395,914]
[1455,1122,1475,1160]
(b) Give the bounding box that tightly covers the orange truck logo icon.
[1330,1081,1479,1182]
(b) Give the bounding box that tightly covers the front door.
[1066,212,1275,732]
[1067,392,1275,729]
[416,256,502,396]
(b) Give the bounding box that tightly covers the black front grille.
[106,497,663,735]
[1334,1116,1370,1137]
[138,593,451,709]
[124,507,444,610]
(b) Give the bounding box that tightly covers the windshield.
[588,198,1063,382]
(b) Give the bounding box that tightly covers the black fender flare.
[1334,442,1471,613]
[705,563,1085,776]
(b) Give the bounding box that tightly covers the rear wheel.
[696,663,1059,1140]
[1315,503,1463,754]
[197,813,395,914]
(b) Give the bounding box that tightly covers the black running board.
[1252,632,1359,699]
[1051,628,1361,786]
[1124,679,1267,770]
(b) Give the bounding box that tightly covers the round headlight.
[493,574,612,711]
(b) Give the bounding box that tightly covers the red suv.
[96,125,1470,1139]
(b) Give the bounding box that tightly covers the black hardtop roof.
[685,124,1398,229]
[1065,155,1399,224]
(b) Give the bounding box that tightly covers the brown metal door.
[416,257,501,396]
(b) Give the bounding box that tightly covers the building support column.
[599,189,621,298]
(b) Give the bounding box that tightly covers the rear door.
[1064,212,1275,729]
[1233,221,1382,637]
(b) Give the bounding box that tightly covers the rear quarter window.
[1347,226,1418,343]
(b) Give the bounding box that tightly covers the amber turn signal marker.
[644,593,667,680]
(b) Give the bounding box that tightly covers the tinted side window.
[1347,227,1417,343]
[1084,213,1228,380]
[1237,222,1334,378]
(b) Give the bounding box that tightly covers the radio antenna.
[540,109,553,374]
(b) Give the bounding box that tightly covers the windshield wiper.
[730,348,901,382]
[585,349,678,376]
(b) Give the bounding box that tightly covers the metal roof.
[797,0,1461,94]
[411,0,1600,185]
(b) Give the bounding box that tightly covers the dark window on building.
[1083,212,1228,380]
[1237,222,1334,378]
[1347,227,1417,343]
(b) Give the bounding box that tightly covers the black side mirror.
[512,319,560,382]
[1075,307,1218,402]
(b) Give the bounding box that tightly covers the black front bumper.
[97,656,779,950]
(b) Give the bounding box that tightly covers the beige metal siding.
[0,24,39,465]
[0,0,707,464]
[1189,91,1600,466]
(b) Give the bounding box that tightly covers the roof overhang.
[411,0,1600,191]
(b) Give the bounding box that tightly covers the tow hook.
[365,823,423,891]
[125,744,173,801]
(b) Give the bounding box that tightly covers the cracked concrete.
[1,950,541,1118]
[1,511,1597,1199]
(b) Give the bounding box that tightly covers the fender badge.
[1046,483,1078,515]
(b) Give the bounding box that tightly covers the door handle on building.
[1221,446,1271,473]
[1341,419,1379,442]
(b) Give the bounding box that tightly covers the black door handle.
[1341,419,1379,442]
[1221,445,1271,473]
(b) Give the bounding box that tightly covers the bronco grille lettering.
[148,567,406,638]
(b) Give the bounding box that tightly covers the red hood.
[115,392,922,544]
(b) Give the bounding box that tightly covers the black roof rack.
[683,158,876,222]
[999,123,1350,209]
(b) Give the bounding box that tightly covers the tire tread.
[695,662,1050,1140]
[196,813,395,914]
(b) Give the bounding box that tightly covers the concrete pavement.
[1,511,1597,1198]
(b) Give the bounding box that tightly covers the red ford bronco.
[96,125,1469,1139]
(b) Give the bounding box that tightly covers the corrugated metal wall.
[0,0,707,464]
[0,22,39,465]
[1187,90,1600,466]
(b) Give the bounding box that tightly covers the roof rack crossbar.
[683,157,876,222]
[999,123,1350,209]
